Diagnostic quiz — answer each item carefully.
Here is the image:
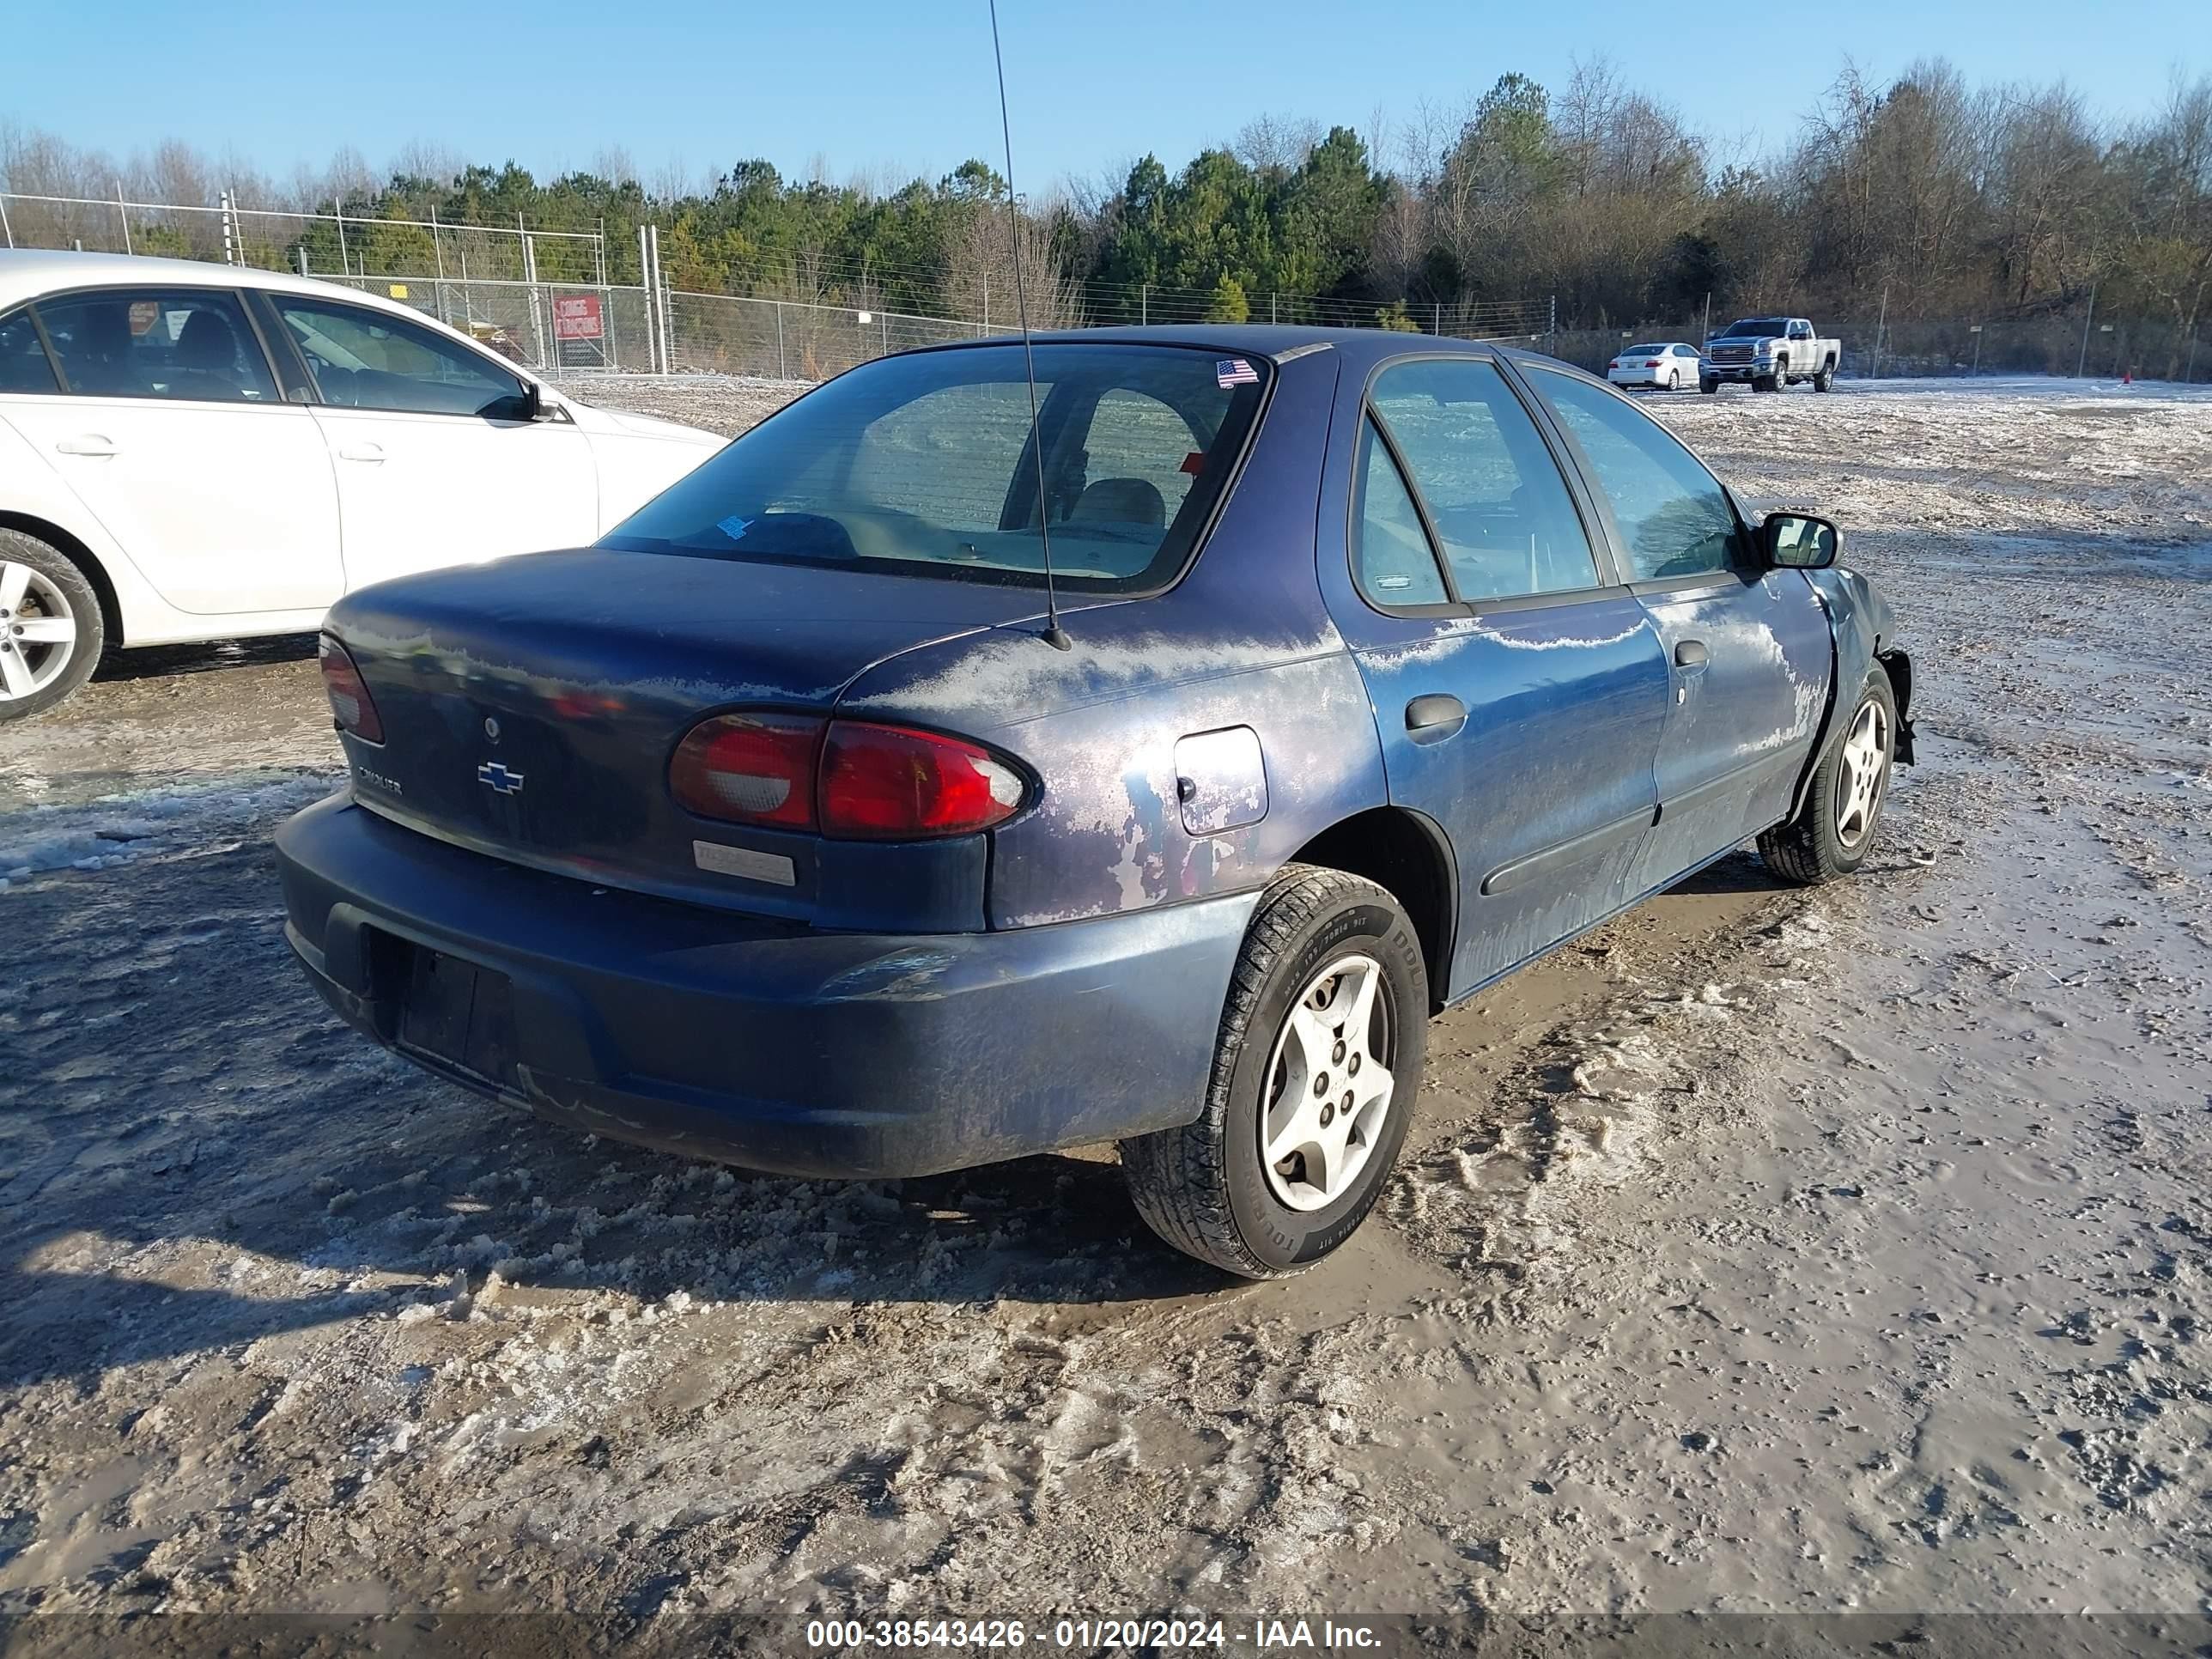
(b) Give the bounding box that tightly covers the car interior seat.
[63,301,136,395]
[1069,477,1166,530]
[173,308,246,397]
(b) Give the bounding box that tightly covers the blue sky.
[13,0,2202,194]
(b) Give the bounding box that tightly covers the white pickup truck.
[1700,316,1841,392]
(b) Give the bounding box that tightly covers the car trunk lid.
[328,547,1061,928]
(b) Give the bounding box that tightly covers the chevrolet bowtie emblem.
[477,761,526,796]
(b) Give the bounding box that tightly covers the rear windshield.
[1623,344,1663,355]
[602,343,1269,593]
[1718,318,1790,337]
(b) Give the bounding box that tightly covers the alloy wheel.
[0,561,79,704]
[1835,697,1891,848]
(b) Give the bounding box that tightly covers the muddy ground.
[2,375,2209,1644]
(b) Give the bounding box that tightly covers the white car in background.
[1605,342,1702,391]
[0,250,724,720]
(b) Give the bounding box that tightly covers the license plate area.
[388,937,520,1092]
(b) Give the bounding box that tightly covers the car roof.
[0,247,546,368]
[908,321,1584,377]
[0,247,420,309]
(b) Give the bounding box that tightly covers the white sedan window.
[36,290,277,404]
[275,297,526,419]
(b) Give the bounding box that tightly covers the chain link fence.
[6,189,2202,385]
[303,273,1014,380]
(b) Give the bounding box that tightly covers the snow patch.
[0,774,338,881]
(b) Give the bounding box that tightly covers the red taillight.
[669,712,822,830]
[669,714,1026,840]
[820,721,1025,839]
[1644,359,1662,368]
[319,635,383,744]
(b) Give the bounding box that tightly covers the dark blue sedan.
[276,327,1914,1278]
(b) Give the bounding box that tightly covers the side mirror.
[1763,510,1840,570]
[505,381,566,422]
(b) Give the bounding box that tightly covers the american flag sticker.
[1216,358,1260,387]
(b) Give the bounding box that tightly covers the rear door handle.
[1405,693,1468,743]
[337,442,386,464]
[55,435,117,458]
[1674,639,1710,668]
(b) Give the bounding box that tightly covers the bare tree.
[942,198,1085,331]
[1233,114,1322,177]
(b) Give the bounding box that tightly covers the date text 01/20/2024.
[804,1618,1383,1650]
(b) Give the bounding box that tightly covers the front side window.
[35,289,276,403]
[1528,365,1742,581]
[0,309,57,393]
[604,343,1266,593]
[1353,417,1448,606]
[273,297,526,418]
[1369,358,1599,602]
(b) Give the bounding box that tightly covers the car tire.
[1121,863,1428,1278]
[1701,376,1719,394]
[1758,667,1899,885]
[1814,362,1835,392]
[0,528,105,723]
[1668,368,1681,391]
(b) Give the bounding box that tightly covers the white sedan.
[1605,342,1702,391]
[0,250,725,720]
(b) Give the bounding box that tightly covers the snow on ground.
[1,377,2209,1640]
[0,776,334,884]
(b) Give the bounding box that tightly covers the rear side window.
[1353,417,1448,605]
[1369,359,1599,602]
[273,296,526,418]
[1084,387,1204,526]
[605,343,1267,594]
[0,309,57,393]
[36,289,276,403]
[1527,366,1742,581]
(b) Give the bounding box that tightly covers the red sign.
[553,294,604,341]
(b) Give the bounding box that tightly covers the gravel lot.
[2,374,2209,1644]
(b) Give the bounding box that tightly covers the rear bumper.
[275,793,1255,1179]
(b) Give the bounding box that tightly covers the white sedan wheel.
[0,559,81,705]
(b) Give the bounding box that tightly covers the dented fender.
[1792,567,1914,819]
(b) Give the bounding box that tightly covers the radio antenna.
[988,0,1072,651]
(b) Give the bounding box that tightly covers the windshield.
[1718,318,1790,337]
[601,343,1268,593]
[1623,344,1664,356]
